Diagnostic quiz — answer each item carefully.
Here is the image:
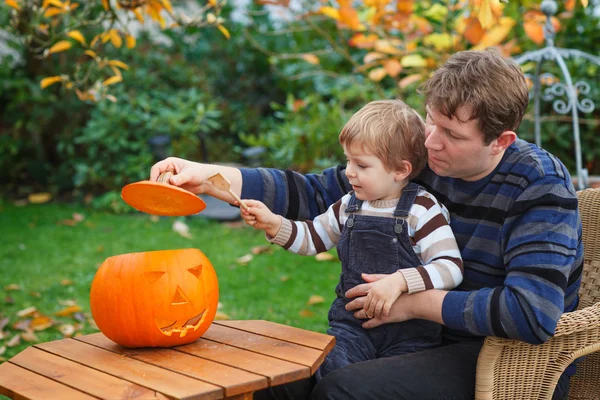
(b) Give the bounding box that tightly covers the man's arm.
[240,165,351,220]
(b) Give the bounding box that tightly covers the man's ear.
[395,161,412,181]
[491,131,517,155]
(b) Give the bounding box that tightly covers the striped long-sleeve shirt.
[240,139,583,345]
[269,190,463,293]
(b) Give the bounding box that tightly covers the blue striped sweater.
[240,139,583,345]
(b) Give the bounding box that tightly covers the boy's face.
[343,145,405,201]
[425,105,501,181]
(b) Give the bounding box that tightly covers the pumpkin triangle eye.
[144,271,165,284]
[188,265,203,279]
[172,286,190,305]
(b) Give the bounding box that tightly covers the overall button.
[392,237,398,243]
[347,218,354,227]
[394,224,402,234]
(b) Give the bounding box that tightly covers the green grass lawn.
[0,198,339,364]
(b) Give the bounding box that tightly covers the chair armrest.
[475,302,600,400]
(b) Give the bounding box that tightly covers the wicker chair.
[475,188,600,400]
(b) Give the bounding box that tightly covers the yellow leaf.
[319,6,340,20]
[125,34,136,49]
[108,60,129,70]
[301,54,320,65]
[208,0,216,5]
[423,32,454,52]
[398,73,422,89]
[67,30,86,45]
[46,40,72,56]
[423,3,448,21]
[217,24,230,39]
[478,0,493,29]
[84,49,97,58]
[110,65,122,78]
[4,283,21,291]
[101,0,109,10]
[5,0,20,10]
[16,306,37,318]
[44,0,64,7]
[102,75,122,86]
[339,6,364,30]
[462,16,484,45]
[374,39,403,55]
[473,17,516,49]
[369,67,387,82]
[159,0,173,13]
[581,0,588,6]
[90,34,101,48]
[133,8,144,23]
[315,252,337,261]
[40,76,63,89]
[348,33,378,49]
[28,192,52,203]
[236,254,253,265]
[214,311,230,320]
[383,59,402,78]
[307,295,325,306]
[299,309,315,317]
[110,30,122,48]
[44,7,64,17]
[55,305,81,316]
[363,51,386,64]
[400,54,427,68]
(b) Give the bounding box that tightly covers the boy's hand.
[362,271,408,319]
[239,199,282,237]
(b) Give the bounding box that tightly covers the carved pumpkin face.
[90,248,219,348]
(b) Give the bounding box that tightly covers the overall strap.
[344,192,363,228]
[392,182,420,233]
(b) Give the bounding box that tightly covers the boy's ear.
[395,161,412,181]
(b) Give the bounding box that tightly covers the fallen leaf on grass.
[16,306,37,318]
[21,330,39,343]
[29,291,41,298]
[31,316,54,331]
[0,345,5,356]
[307,295,325,306]
[172,220,192,239]
[57,324,75,337]
[57,219,77,226]
[251,245,272,255]
[0,331,4,340]
[55,305,82,316]
[315,253,336,261]
[236,254,253,265]
[149,215,160,223]
[4,284,21,291]
[280,275,290,282]
[28,192,52,204]
[12,319,32,331]
[299,309,315,317]
[6,334,21,347]
[214,311,231,320]
[73,312,86,323]
[0,317,9,331]
[72,212,85,222]
[58,299,77,307]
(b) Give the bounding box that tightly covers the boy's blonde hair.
[339,100,427,180]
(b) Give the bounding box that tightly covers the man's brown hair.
[419,47,529,144]
[339,100,427,180]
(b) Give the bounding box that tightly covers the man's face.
[424,105,499,181]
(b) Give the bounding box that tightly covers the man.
[151,48,583,399]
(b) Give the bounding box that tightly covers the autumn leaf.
[251,245,271,255]
[368,67,387,82]
[40,76,64,89]
[16,306,37,318]
[478,0,493,29]
[4,284,21,291]
[462,17,484,45]
[217,24,230,39]
[125,34,136,49]
[374,39,403,56]
[67,30,86,45]
[28,192,52,204]
[348,33,378,49]
[383,59,402,78]
[108,60,129,70]
[55,305,81,316]
[5,0,20,10]
[236,254,253,265]
[423,33,454,52]
[172,220,192,238]
[319,6,340,20]
[473,17,516,50]
[214,311,231,320]
[299,309,315,317]
[301,54,320,65]
[280,275,290,282]
[400,54,427,68]
[6,334,21,347]
[315,252,336,261]
[12,319,32,331]
[21,330,40,343]
[60,279,74,286]
[46,40,72,56]
[398,73,422,89]
[57,324,75,337]
[307,295,325,305]
[31,316,54,331]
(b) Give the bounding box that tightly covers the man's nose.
[424,126,442,150]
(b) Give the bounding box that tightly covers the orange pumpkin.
[90,248,219,348]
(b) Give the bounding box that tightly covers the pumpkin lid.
[121,172,206,216]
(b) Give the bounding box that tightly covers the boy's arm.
[240,166,351,220]
[399,196,463,293]
[269,197,347,256]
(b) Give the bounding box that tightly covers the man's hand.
[149,157,242,201]
[240,200,282,237]
[362,272,407,318]
[345,273,447,328]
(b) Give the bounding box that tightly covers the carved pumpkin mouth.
[156,309,208,338]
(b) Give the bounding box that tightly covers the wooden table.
[0,320,335,400]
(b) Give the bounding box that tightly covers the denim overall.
[315,182,442,381]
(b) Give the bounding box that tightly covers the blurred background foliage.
[1,0,599,211]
